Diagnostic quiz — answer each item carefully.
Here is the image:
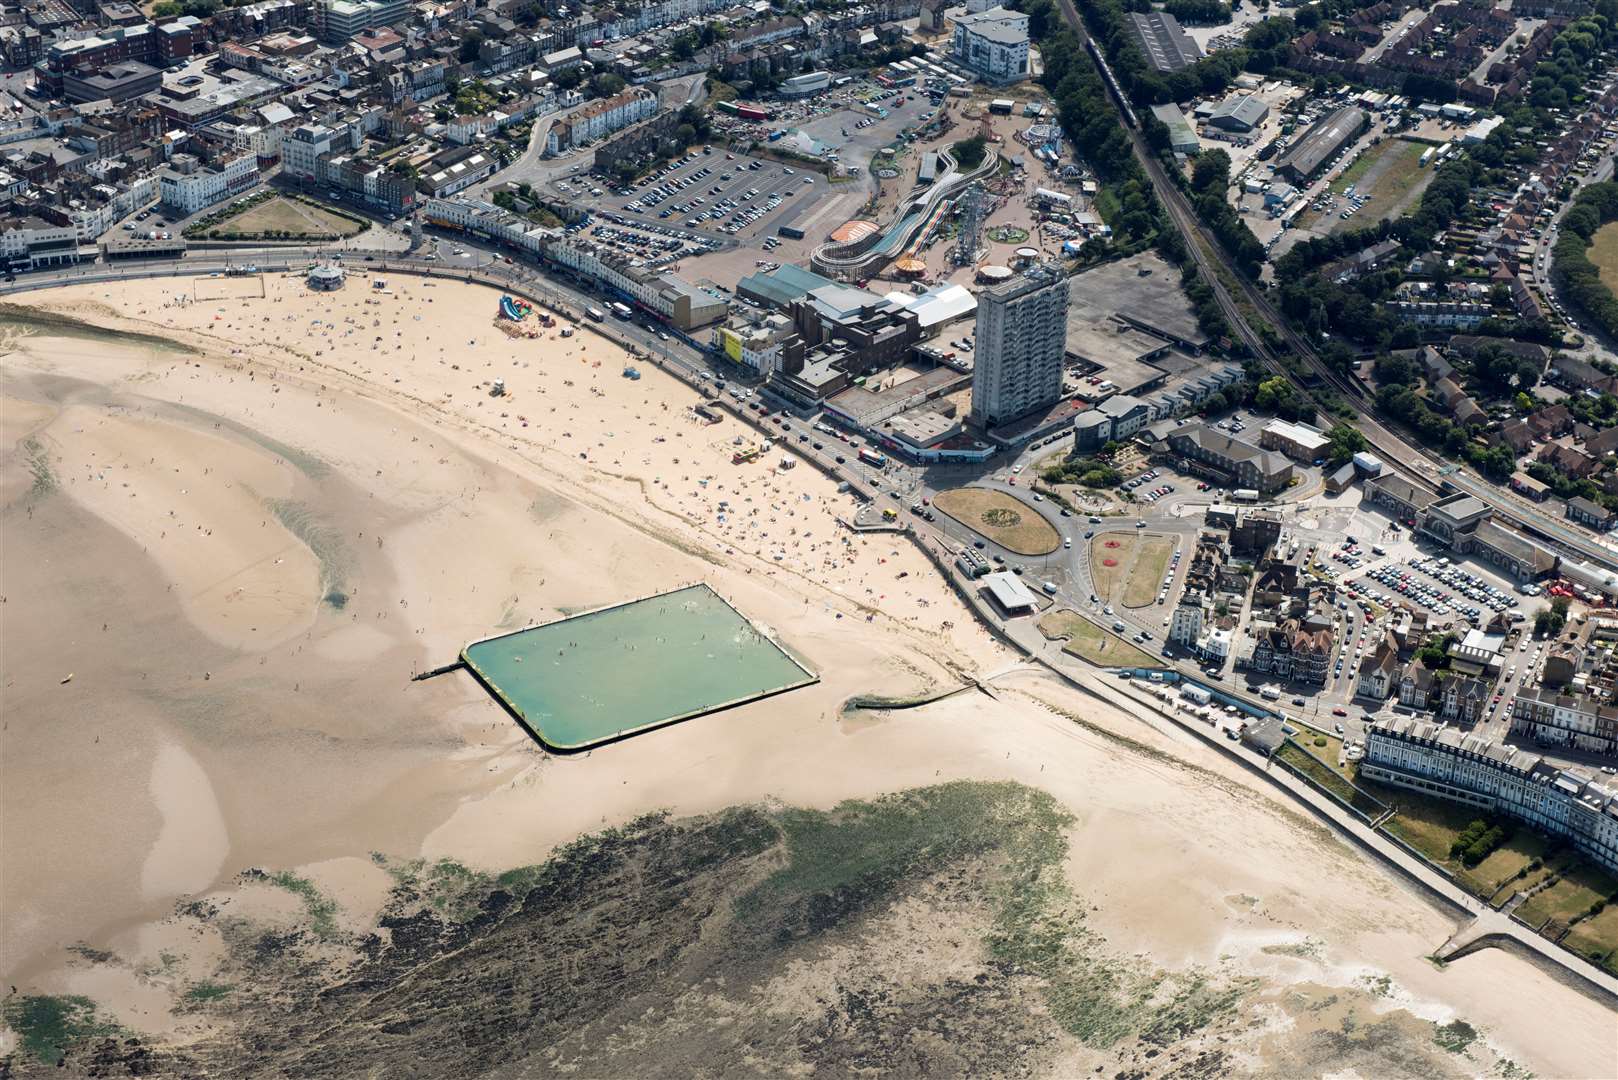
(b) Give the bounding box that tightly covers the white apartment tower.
[970,264,1068,428]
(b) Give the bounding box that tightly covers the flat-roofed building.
[317,0,409,41]
[62,60,161,103]
[950,5,1030,83]
[970,263,1068,428]
[1260,417,1329,462]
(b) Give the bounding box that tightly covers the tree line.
[1552,181,1618,345]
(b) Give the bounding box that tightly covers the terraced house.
[1363,718,1618,874]
[1512,687,1618,757]
[545,87,657,155]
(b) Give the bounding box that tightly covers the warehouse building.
[1207,92,1270,133]
[1126,11,1201,73]
[1150,103,1199,153]
[1276,106,1366,182]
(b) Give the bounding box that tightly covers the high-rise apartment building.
[970,264,1067,428]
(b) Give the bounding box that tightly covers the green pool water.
[461,584,817,751]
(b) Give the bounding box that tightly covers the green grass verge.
[1591,220,1618,293]
[1516,860,1618,929]
[1274,741,1387,818]
[1037,610,1156,668]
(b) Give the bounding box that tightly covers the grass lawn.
[1298,731,1353,778]
[1356,141,1430,217]
[1562,904,1618,975]
[1037,610,1155,669]
[1329,148,1379,193]
[1591,220,1618,294]
[1516,860,1618,930]
[1275,741,1388,818]
[1364,778,1573,900]
[1121,536,1173,609]
[933,488,1059,556]
[1466,830,1548,900]
[214,197,364,240]
[1367,779,1488,863]
[1088,531,1137,601]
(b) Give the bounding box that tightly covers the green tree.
[950,134,988,169]
[1326,423,1366,465]
[1190,148,1231,195]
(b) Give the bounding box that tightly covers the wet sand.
[0,273,1612,1077]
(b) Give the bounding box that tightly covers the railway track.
[1049,0,1618,572]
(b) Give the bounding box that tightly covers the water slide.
[811,146,999,280]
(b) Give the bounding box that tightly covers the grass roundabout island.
[932,487,1059,556]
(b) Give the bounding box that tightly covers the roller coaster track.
[1051,0,1618,573]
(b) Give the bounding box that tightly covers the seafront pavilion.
[460,583,817,751]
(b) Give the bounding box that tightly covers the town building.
[317,0,410,42]
[1397,659,1438,709]
[1357,634,1399,699]
[1244,614,1333,684]
[1440,675,1491,725]
[544,234,729,332]
[1170,598,1205,646]
[950,5,1030,83]
[1567,495,1617,532]
[1512,687,1618,756]
[0,211,82,270]
[418,144,498,197]
[1260,418,1330,462]
[1164,425,1293,495]
[281,123,339,181]
[61,60,162,104]
[545,87,657,155]
[969,264,1068,428]
[1073,393,1150,450]
[158,140,259,214]
[1362,717,1618,874]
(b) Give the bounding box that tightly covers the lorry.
[1260,685,1281,701]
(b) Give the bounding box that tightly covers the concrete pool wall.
[459,583,818,752]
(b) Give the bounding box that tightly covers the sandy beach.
[1,272,1612,1077]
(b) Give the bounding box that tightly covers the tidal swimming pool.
[460,584,817,751]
